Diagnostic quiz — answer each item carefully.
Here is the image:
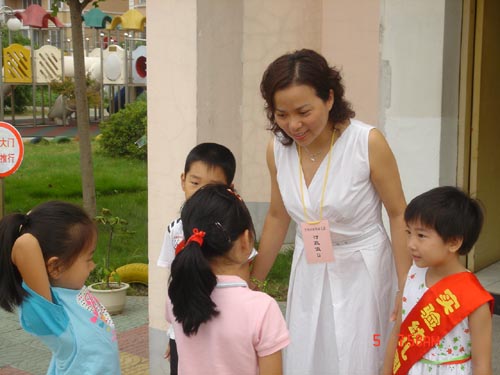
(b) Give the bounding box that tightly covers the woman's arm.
[368,129,411,290]
[381,313,402,375]
[469,302,492,375]
[251,139,291,285]
[11,233,52,302]
[258,351,283,375]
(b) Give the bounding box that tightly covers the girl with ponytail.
[167,184,289,375]
[0,200,120,374]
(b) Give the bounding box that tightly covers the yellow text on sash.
[394,289,462,373]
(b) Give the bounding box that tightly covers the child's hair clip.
[226,188,243,201]
[214,221,231,244]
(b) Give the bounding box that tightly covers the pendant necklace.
[300,128,339,162]
[302,148,324,162]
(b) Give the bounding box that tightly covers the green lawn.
[261,247,293,301]
[4,140,148,272]
[4,139,292,298]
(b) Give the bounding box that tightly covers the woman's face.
[273,84,333,147]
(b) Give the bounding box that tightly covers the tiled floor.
[476,260,500,315]
[476,260,500,294]
[0,296,148,375]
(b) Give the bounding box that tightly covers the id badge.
[300,219,334,264]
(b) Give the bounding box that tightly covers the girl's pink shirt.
[166,275,289,375]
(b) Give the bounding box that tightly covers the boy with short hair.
[157,143,237,269]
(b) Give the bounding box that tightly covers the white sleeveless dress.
[274,119,397,375]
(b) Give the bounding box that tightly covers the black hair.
[168,184,255,336]
[405,186,484,255]
[260,48,355,145]
[0,201,96,312]
[184,143,236,185]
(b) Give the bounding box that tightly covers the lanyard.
[298,130,337,224]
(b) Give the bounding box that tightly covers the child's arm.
[381,313,401,375]
[469,302,492,375]
[158,219,183,268]
[258,351,282,375]
[11,234,52,302]
[164,341,171,360]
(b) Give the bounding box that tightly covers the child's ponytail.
[168,184,255,336]
[0,213,30,312]
[169,237,219,336]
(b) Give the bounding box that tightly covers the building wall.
[322,0,380,127]
[380,0,447,202]
[147,1,197,373]
[440,0,462,186]
[197,0,243,187]
[241,0,322,240]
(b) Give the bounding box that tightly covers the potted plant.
[88,208,133,314]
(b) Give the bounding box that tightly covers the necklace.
[302,147,324,162]
[300,128,340,162]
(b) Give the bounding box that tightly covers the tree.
[53,0,105,216]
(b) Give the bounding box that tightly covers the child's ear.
[241,229,254,254]
[46,257,63,279]
[180,173,186,192]
[448,237,463,253]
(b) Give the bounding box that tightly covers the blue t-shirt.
[19,283,121,374]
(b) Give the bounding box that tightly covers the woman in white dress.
[250,49,411,375]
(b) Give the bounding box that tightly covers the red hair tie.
[175,239,186,255]
[175,228,206,255]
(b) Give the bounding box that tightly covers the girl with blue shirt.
[0,201,121,374]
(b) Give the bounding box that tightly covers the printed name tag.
[301,220,334,264]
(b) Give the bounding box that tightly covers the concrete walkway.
[0,296,148,375]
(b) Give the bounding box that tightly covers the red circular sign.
[0,121,24,178]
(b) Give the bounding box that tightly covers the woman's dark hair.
[184,143,236,185]
[168,184,255,336]
[0,201,96,312]
[260,48,355,145]
[405,186,484,255]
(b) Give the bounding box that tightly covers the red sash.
[393,271,493,375]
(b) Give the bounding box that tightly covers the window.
[22,0,42,7]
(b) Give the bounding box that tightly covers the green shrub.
[99,98,147,160]
[2,85,32,114]
[2,27,33,113]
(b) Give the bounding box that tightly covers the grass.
[250,244,293,301]
[4,139,293,299]
[4,140,148,273]
[262,247,293,301]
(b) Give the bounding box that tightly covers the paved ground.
[2,296,500,374]
[0,296,149,375]
[14,122,100,139]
